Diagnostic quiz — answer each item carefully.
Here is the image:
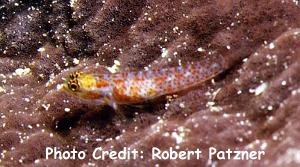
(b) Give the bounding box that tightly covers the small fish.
[62,61,224,110]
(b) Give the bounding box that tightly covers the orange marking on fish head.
[83,91,102,100]
[96,79,109,88]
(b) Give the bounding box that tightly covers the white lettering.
[93,147,103,160]
[209,147,217,160]
[258,151,265,160]
[45,147,86,160]
[92,147,139,160]
[152,147,202,160]
[209,147,266,160]
[45,147,53,159]
[152,147,161,159]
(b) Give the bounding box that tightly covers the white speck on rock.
[70,0,78,8]
[171,131,183,144]
[267,105,273,111]
[260,141,268,150]
[14,68,31,76]
[24,98,30,102]
[73,58,80,65]
[197,47,205,52]
[269,42,275,49]
[254,82,268,96]
[37,47,45,52]
[114,60,121,66]
[0,86,5,93]
[56,84,64,90]
[42,104,51,111]
[64,108,71,112]
[210,106,223,112]
[179,102,185,108]
[106,60,121,73]
[161,48,169,58]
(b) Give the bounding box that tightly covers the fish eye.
[66,72,81,91]
[68,81,79,91]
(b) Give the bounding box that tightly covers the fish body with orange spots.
[62,61,224,109]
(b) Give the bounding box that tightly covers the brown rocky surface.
[0,0,300,166]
